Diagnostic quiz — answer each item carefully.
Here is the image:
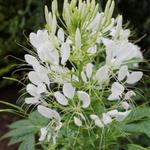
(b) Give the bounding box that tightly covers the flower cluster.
[24,0,143,144]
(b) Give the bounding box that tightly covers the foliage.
[2,111,49,150]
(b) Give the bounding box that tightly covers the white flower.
[74,116,82,127]
[25,54,40,70]
[124,90,136,100]
[29,30,49,49]
[39,127,48,141]
[28,71,50,86]
[63,83,75,99]
[102,113,112,125]
[121,101,130,110]
[118,65,143,84]
[102,38,143,67]
[25,97,40,104]
[54,91,69,106]
[126,71,143,84]
[77,91,91,108]
[94,65,109,83]
[37,105,61,122]
[108,82,124,100]
[60,42,70,65]
[118,65,129,81]
[81,63,93,83]
[85,63,94,79]
[107,109,118,117]
[25,54,49,73]
[114,110,131,122]
[54,83,75,105]
[107,109,131,122]
[25,83,47,104]
[90,114,104,128]
[54,83,91,108]
[26,83,47,97]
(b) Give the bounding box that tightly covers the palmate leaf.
[18,134,35,150]
[3,111,49,150]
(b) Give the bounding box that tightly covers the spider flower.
[23,0,144,145]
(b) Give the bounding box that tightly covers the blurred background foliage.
[0,0,150,149]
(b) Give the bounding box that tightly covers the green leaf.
[123,119,150,138]
[127,107,150,122]
[4,125,37,138]
[9,120,32,129]
[8,134,32,145]
[18,134,35,150]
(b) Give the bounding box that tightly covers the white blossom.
[77,91,91,108]
[94,65,109,83]
[54,91,69,106]
[74,116,82,127]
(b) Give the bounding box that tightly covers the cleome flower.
[23,0,144,145]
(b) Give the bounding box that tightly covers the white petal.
[85,63,93,79]
[90,114,104,128]
[54,91,68,106]
[74,116,82,127]
[55,122,62,131]
[118,65,129,81]
[126,71,143,84]
[95,118,104,128]
[81,71,87,83]
[28,71,50,85]
[26,83,38,97]
[29,32,39,48]
[37,84,47,94]
[61,43,70,65]
[29,30,49,49]
[39,127,48,141]
[124,90,136,100]
[77,91,91,108]
[63,83,75,99]
[57,28,64,42]
[108,93,120,101]
[90,114,99,120]
[25,97,40,104]
[75,28,81,49]
[102,113,112,125]
[37,105,61,121]
[94,65,109,82]
[115,110,131,122]
[24,54,40,69]
[111,82,124,96]
[121,101,130,110]
[107,109,118,117]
